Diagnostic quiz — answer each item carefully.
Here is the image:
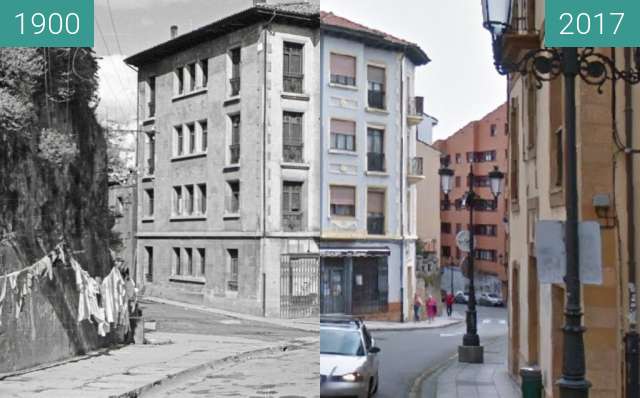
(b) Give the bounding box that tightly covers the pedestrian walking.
[413,292,423,321]
[446,292,454,317]
[426,295,437,323]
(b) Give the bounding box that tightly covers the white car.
[479,293,504,307]
[320,316,380,398]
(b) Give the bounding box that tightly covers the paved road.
[373,305,508,398]
[139,299,314,342]
[146,341,320,398]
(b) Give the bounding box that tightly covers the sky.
[94,0,507,140]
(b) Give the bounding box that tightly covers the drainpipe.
[319,31,325,272]
[624,47,639,398]
[399,54,406,322]
[261,14,274,317]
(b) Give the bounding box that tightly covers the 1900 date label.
[0,0,93,47]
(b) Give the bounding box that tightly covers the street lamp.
[482,1,640,397]
[439,158,504,363]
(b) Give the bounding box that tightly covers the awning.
[320,247,390,258]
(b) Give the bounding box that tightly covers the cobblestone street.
[147,341,320,398]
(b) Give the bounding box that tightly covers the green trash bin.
[520,366,542,398]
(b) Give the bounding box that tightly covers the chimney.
[170,25,178,39]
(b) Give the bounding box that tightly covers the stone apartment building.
[433,103,508,297]
[318,12,430,321]
[124,2,320,318]
[494,1,633,396]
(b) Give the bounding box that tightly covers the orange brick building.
[434,103,508,295]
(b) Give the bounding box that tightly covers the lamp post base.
[459,345,484,364]
[557,377,591,398]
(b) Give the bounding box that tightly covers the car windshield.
[320,328,364,356]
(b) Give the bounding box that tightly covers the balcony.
[283,143,303,163]
[230,77,240,97]
[499,3,540,65]
[283,73,304,94]
[367,152,385,172]
[408,157,425,184]
[407,96,424,126]
[367,215,385,235]
[282,212,304,232]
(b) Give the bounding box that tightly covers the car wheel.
[372,372,379,395]
[368,379,374,397]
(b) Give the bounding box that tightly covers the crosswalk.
[439,318,507,337]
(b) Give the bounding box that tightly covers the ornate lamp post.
[481,1,640,397]
[439,159,504,363]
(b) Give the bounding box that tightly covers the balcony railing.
[367,215,385,235]
[410,157,424,175]
[229,144,240,164]
[283,143,303,163]
[367,152,385,172]
[282,212,304,232]
[368,90,385,109]
[408,96,424,116]
[230,77,240,96]
[283,73,304,94]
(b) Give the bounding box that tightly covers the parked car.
[320,316,380,398]
[454,291,469,304]
[478,293,504,307]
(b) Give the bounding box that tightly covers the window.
[456,223,462,233]
[227,249,239,291]
[145,132,155,175]
[282,181,303,232]
[283,112,303,163]
[175,125,184,156]
[367,65,385,109]
[173,186,183,215]
[188,63,196,92]
[330,186,356,217]
[474,224,498,236]
[467,152,474,163]
[367,190,385,235]
[145,189,154,217]
[455,176,461,188]
[200,59,208,88]
[197,184,207,215]
[173,248,181,275]
[200,120,208,152]
[185,248,193,275]
[490,124,497,136]
[330,53,356,86]
[441,200,451,211]
[475,249,497,262]
[230,48,241,96]
[198,248,206,276]
[472,175,490,188]
[441,246,451,258]
[367,128,385,172]
[283,42,304,93]
[510,98,520,203]
[187,123,196,154]
[330,119,356,151]
[185,185,194,215]
[230,115,240,164]
[176,68,184,95]
[145,247,153,282]
[227,181,240,214]
[441,222,452,234]
[455,153,462,164]
[554,128,563,187]
[474,199,497,211]
[147,76,156,118]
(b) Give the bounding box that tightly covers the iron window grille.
[283,42,304,93]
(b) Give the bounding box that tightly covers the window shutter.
[367,191,384,214]
[331,186,355,206]
[331,119,355,135]
[367,65,385,83]
[331,54,356,78]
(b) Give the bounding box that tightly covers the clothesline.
[0,242,63,283]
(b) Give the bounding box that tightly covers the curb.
[142,296,319,333]
[368,319,463,332]
[110,338,318,398]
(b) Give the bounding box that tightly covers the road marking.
[499,320,506,325]
[439,332,463,337]
[482,319,492,324]
[220,320,242,325]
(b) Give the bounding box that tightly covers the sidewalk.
[367,314,464,332]
[0,332,318,398]
[144,296,319,332]
[421,337,519,398]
